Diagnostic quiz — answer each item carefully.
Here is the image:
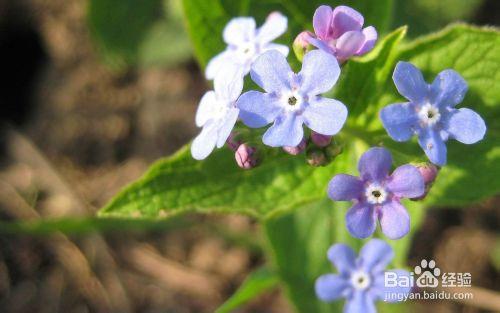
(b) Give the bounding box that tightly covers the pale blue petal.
[386,164,425,198]
[214,66,244,101]
[430,69,468,108]
[205,50,236,80]
[250,50,292,93]
[379,201,410,240]
[358,147,392,182]
[393,62,429,102]
[327,244,357,275]
[359,239,393,273]
[262,113,304,147]
[237,91,281,128]
[257,12,287,44]
[328,174,364,201]
[195,91,217,127]
[216,107,240,148]
[344,290,376,313]
[262,43,289,57]
[445,108,486,144]
[191,122,217,160]
[315,274,350,302]
[303,97,347,135]
[346,203,377,239]
[223,17,256,45]
[299,50,340,95]
[380,102,418,142]
[418,127,447,166]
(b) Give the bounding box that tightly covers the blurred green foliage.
[88,0,191,70]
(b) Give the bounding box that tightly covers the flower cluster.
[189,5,487,312]
[380,62,486,166]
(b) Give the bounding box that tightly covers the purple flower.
[307,5,377,62]
[381,62,486,166]
[328,147,424,239]
[237,49,347,147]
[191,68,243,160]
[205,12,289,80]
[316,239,411,312]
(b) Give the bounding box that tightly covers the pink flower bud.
[235,144,258,170]
[411,163,439,201]
[283,139,307,155]
[311,131,332,147]
[293,31,314,62]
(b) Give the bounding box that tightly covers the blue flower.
[380,62,486,166]
[237,49,348,147]
[191,68,243,160]
[328,147,424,239]
[316,239,411,313]
[205,12,289,80]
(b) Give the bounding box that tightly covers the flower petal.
[262,113,304,147]
[359,239,393,273]
[386,164,425,199]
[195,91,217,127]
[356,26,377,55]
[214,66,244,102]
[191,122,218,160]
[223,17,256,45]
[393,61,429,102]
[358,147,392,182]
[430,69,468,108]
[257,12,287,44]
[205,50,235,80]
[237,91,281,128]
[313,5,333,39]
[250,50,293,93]
[445,108,486,144]
[418,127,447,166]
[344,290,376,313]
[335,30,365,61]
[303,97,347,135]
[331,6,364,38]
[315,274,350,302]
[380,102,418,142]
[262,43,290,57]
[379,201,410,240]
[216,107,240,148]
[328,174,364,201]
[327,244,357,275]
[346,203,377,239]
[299,50,340,95]
[373,269,412,302]
[307,36,336,55]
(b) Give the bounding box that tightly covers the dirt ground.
[0,1,498,312]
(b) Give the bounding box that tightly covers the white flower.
[191,67,244,160]
[205,12,289,80]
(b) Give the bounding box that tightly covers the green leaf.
[215,267,279,313]
[99,145,342,219]
[88,0,191,69]
[182,0,394,67]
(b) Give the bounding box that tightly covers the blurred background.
[0,0,499,312]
